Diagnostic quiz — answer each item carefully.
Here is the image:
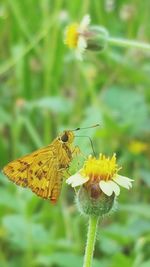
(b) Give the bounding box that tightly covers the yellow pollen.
[64,23,79,48]
[80,153,121,182]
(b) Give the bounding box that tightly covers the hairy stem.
[83,216,99,267]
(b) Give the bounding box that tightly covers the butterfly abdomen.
[50,174,63,204]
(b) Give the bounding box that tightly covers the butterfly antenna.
[72,123,100,132]
[75,135,96,157]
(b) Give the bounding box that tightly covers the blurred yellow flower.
[66,153,133,197]
[64,23,79,48]
[64,14,90,60]
[128,140,148,155]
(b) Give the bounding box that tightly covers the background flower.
[64,14,90,60]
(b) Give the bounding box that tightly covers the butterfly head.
[59,131,74,144]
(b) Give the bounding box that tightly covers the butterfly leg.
[73,146,87,159]
[72,146,87,170]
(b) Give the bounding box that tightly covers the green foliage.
[0,0,150,266]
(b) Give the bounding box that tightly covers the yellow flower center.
[64,23,79,48]
[80,153,121,182]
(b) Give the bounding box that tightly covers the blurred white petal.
[110,181,120,196]
[79,14,91,31]
[76,36,87,60]
[78,36,87,50]
[76,51,83,61]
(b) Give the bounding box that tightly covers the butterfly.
[2,130,77,204]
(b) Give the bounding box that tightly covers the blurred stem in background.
[108,36,150,51]
[83,216,99,267]
[0,17,55,76]
[88,27,150,53]
[42,0,63,144]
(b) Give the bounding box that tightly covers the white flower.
[66,154,133,197]
[64,14,91,60]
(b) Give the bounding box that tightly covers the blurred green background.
[0,0,150,267]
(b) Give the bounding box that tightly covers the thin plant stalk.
[83,216,99,267]
[108,37,150,51]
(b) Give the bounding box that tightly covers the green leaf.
[102,87,150,134]
[0,107,11,125]
[27,97,73,114]
[119,204,150,219]
[99,236,121,255]
[139,169,150,187]
[36,252,107,267]
[110,253,133,267]
[2,215,50,250]
[0,188,19,211]
[140,260,150,267]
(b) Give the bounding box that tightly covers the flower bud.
[76,183,115,217]
[86,26,109,52]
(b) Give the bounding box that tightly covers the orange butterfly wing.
[3,145,64,203]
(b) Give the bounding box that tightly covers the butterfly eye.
[61,133,68,142]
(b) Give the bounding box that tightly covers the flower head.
[64,14,90,60]
[66,153,133,197]
[64,15,109,60]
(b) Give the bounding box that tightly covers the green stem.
[83,216,99,267]
[0,16,56,75]
[108,36,150,51]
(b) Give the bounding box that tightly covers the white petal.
[76,36,87,60]
[99,180,113,196]
[109,181,120,196]
[78,36,87,50]
[99,180,120,196]
[113,175,134,189]
[75,51,83,61]
[66,173,89,187]
[79,14,91,31]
